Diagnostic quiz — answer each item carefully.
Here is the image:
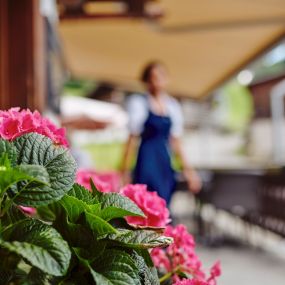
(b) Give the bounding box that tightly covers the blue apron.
[133,108,176,205]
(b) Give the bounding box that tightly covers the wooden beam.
[0,0,45,111]
[59,0,162,20]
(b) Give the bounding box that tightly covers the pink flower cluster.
[76,169,120,193]
[76,177,170,227]
[0,108,68,147]
[173,279,209,285]
[207,262,221,285]
[76,175,221,285]
[120,184,171,227]
[151,224,221,284]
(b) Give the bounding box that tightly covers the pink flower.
[151,224,221,284]
[207,262,221,285]
[19,206,36,215]
[150,247,171,272]
[164,224,201,278]
[0,108,68,147]
[120,184,171,227]
[76,169,120,193]
[173,279,209,285]
[152,224,204,279]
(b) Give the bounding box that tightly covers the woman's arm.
[120,134,138,185]
[170,136,201,193]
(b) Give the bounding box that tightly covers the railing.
[177,169,285,238]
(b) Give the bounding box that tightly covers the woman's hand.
[170,136,202,194]
[184,169,202,194]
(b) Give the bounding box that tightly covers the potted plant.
[0,108,220,285]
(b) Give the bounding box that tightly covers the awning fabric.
[59,0,285,99]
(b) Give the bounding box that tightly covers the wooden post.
[0,0,45,111]
[0,0,9,109]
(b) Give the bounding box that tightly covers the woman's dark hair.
[140,61,164,83]
[88,83,115,101]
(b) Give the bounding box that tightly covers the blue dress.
[133,109,176,204]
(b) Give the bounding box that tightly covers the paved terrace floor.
[170,191,285,285]
[197,245,285,285]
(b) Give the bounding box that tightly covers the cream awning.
[59,0,285,98]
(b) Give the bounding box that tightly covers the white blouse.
[127,93,184,137]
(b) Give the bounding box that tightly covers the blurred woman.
[121,61,201,205]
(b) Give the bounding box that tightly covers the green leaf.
[16,164,50,185]
[68,183,96,204]
[84,212,117,236]
[98,205,142,222]
[64,220,94,248]
[12,133,76,206]
[109,218,134,229]
[0,270,12,285]
[97,193,145,221]
[0,153,11,169]
[90,249,140,285]
[1,205,27,228]
[73,239,106,263]
[0,168,21,192]
[25,267,50,285]
[90,179,102,199]
[89,204,101,214]
[0,247,21,270]
[3,165,50,204]
[0,165,50,215]
[134,248,156,269]
[0,168,26,192]
[68,184,144,221]
[103,229,173,249]
[59,193,116,238]
[0,139,17,167]
[53,210,94,248]
[90,271,115,285]
[89,179,144,219]
[60,196,89,223]
[0,219,71,276]
[0,157,49,200]
[60,188,119,237]
[99,193,143,215]
[36,206,56,222]
[130,250,159,285]
[60,195,100,223]
[37,202,63,223]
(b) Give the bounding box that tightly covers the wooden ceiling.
[59,0,285,98]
